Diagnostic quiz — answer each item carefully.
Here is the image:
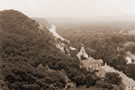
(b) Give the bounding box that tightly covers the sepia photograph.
[0,0,135,90]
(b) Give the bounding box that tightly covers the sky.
[0,0,135,18]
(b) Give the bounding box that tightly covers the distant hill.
[33,17,51,29]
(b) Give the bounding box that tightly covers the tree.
[86,74,96,87]
[125,64,135,80]
[96,81,113,90]
[105,72,122,85]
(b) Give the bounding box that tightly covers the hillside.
[0,10,124,90]
[0,10,79,90]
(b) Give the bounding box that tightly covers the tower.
[76,46,88,60]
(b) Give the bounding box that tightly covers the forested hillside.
[0,10,104,90]
[0,10,124,90]
[0,10,78,90]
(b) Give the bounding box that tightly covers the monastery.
[76,47,135,90]
[76,47,103,70]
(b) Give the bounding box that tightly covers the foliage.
[105,72,122,85]
[0,10,104,90]
[0,10,72,90]
[56,22,135,80]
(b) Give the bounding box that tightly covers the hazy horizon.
[1,0,135,19]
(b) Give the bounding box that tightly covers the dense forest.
[0,10,123,90]
[55,21,135,81]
